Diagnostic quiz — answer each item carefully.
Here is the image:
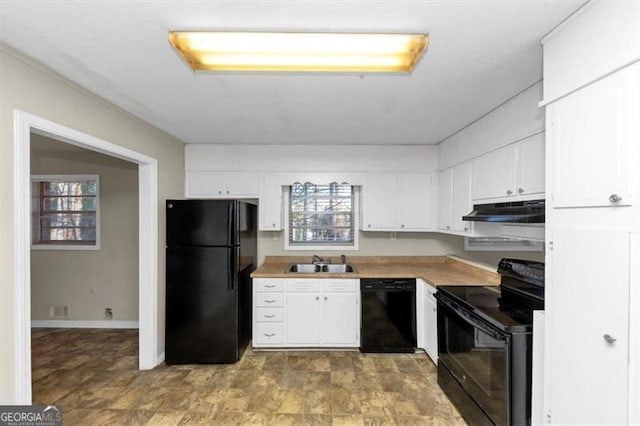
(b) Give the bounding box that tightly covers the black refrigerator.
[165,200,256,364]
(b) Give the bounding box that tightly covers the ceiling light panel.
[168,31,429,72]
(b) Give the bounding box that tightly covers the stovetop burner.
[437,258,545,332]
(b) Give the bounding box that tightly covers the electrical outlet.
[105,308,113,320]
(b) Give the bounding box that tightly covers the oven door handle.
[439,299,507,342]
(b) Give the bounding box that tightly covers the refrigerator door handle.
[227,202,235,246]
[228,248,237,291]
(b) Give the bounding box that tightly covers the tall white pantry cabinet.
[541,1,640,424]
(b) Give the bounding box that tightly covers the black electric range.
[436,258,544,426]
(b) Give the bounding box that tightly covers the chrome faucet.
[341,254,347,264]
[312,254,324,264]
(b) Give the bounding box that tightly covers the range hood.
[462,199,545,223]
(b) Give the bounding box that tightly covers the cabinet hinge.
[546,410,551,423]
[548,240,553,250]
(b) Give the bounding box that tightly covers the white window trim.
[31,174,101,251]
[284,185,360,251]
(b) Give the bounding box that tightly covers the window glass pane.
[41,227,96,243]
[40,213,97,228]
[42,196,96,212]
[32,177,98,246]
[289,183,354,246]
[41,181,97,196]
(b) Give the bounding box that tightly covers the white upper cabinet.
[225,172,262,197]
[451,162,473,233]
[186,171,261,198]
[362,174,398,230]
[259,174,283,231]
[437,168,453,231]
[548,62,638,209]
[185,171,226,197]
[541,0,640,104]
[362,173,435,232]
[471,135,544,202]
[398,174,435,230]
[516,134,545,197]
[472,144,517,201]
[438,162,472,234]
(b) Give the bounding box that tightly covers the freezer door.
[166,200,238,247]
[166,246,238,364]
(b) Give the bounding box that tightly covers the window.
[286,182,357,250]
[31,175,100,249]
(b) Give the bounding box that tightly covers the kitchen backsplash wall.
[30,134,139,322]
[258,231,543,268]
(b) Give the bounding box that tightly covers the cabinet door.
[185,171,225,197]
[549,62,638,208]
[451,162,472,233]
[472,145,516,201]
[285,293,321,344]
[259,174,282,230]
[516,134,545,197]
[547,228,629,424]
[362,174,397,230]
[424,289,438,364]
[437,168,453,231]
[398,174,434,230]
[322,293,359,345]
[225,172,261,197]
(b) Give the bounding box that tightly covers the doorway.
[13,111,159,403]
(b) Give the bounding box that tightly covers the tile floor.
[31,328,465,425]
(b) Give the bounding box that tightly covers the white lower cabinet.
[322,293,359,345]
[424,285,438,364]
[417,279,438,364]
[253,278,359,348]
[286,293,322,344]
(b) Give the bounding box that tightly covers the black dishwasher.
[360,278,417,353]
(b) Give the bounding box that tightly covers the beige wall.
[0,46,184,403]
[258,231,544,267]
[30,134,139,321]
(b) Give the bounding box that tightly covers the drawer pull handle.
[264,300,276,303]
[265,284,276,288]
[264,314,276,318]
[264,333,276,337]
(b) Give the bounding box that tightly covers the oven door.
[437,297,510,426]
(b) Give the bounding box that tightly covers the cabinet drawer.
[255,307,283,322]
[322,279,358,292]
[254,279,283,292]
[254,323,284,345]
[255,293,284,307]
[285,279,318,292]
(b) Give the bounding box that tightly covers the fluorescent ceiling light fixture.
[168,31,429,72]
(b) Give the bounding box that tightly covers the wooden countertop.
[251,255,500,288]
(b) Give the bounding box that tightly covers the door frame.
[13,110,160,403]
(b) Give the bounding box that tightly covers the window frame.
[284,183,359,251]
[31,174,101,251]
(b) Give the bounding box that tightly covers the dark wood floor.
[31,328,464,425]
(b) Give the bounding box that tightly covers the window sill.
[285,243,359,251]
[31,244,101,251]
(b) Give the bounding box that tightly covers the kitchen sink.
[288,263,321,273]
[323,264,356,273]
[286,263,357,274]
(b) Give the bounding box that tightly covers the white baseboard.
[31,320,139,329]
[156,352,165,365]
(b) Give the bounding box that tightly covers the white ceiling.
[1,1,584,145]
